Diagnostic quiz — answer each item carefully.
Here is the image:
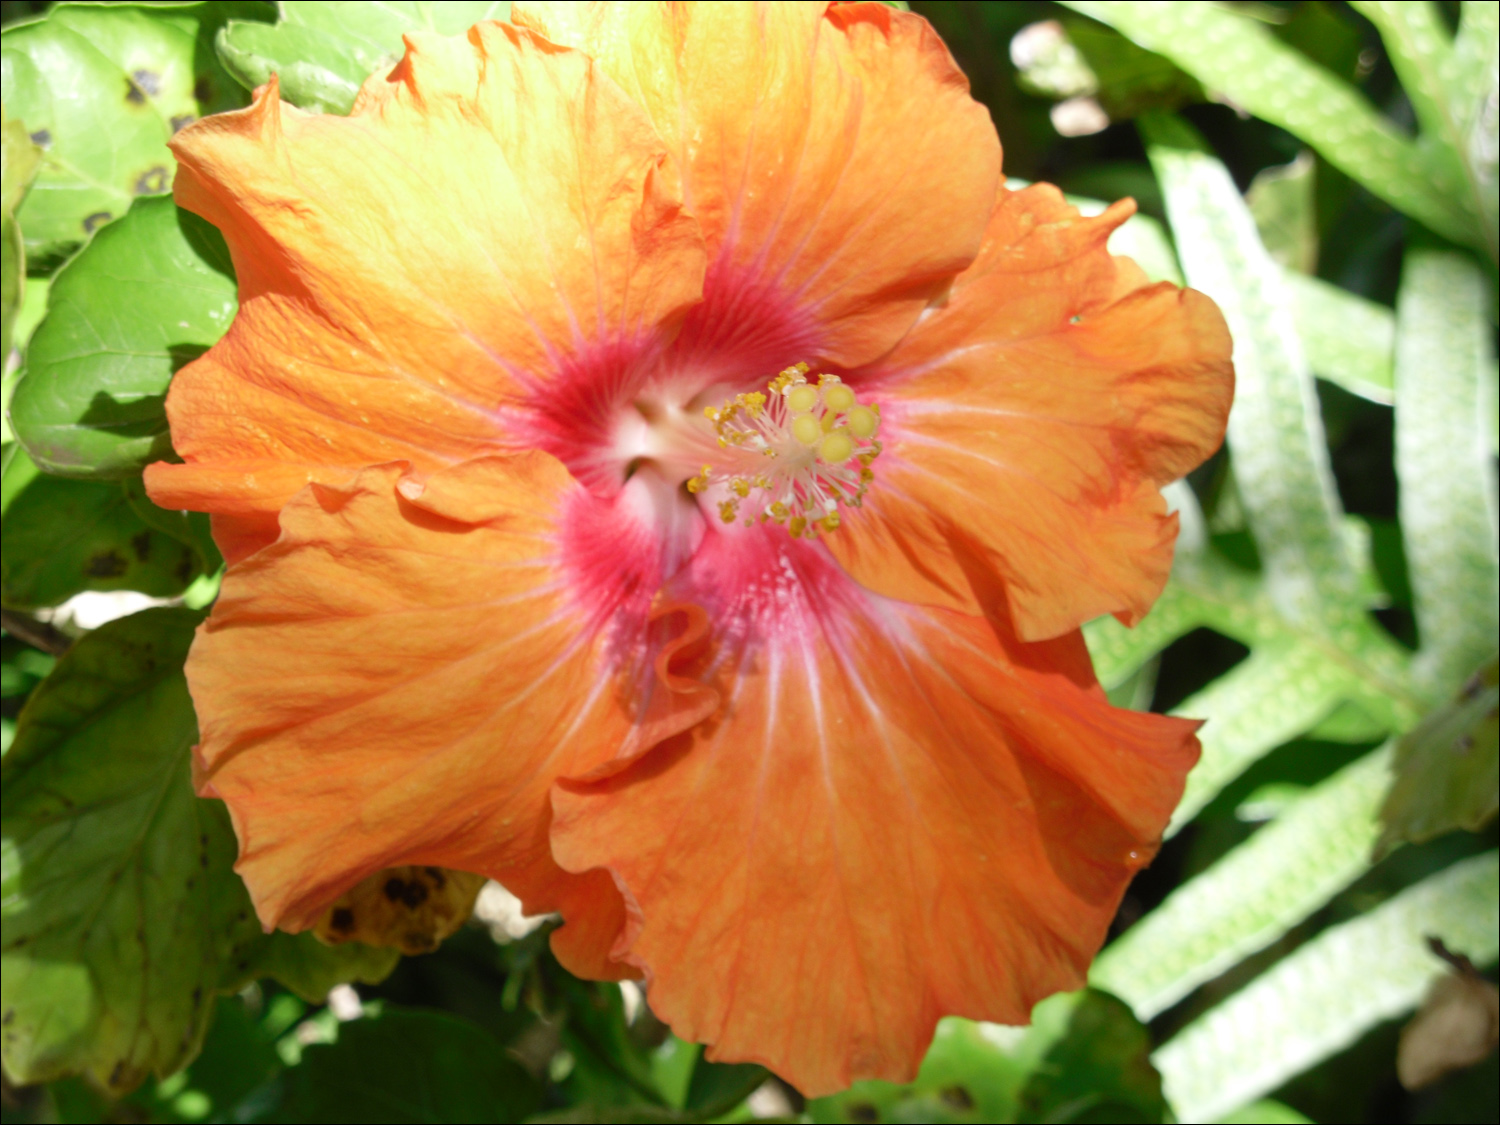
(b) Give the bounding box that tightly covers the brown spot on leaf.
[193,75,213,103]
[131,531,152,561]
[82,211,112,233]
[29,129,50,148]
[330,908,356,933]
[132,69,162,97]
[171,114,196,133]
[86,551,127,577]
[133,165,168,195]
[846,1102,880,1124]
[941,1086,975,1110]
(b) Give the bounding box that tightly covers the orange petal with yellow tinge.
[514,0,1000,368]
[827,184,1234,641]
[549,529,1199,1096]
[186,454,708,979]
[148,21,704,522]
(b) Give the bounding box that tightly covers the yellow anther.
[788,516,808,538]
[785,384,820,413]
[818,429,854,465]
[731,478,751,498]
[718,500,739,524]
[820,512,841,533]
[768,501,789,521]
[822,383,856,412]
[846,404,879,439]
[791,414,823,446]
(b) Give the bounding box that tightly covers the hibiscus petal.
[514,1,999,369]
[187,455,703,978]
[550,528,1198,1095]
[828,184,1234,640]
[149,21,704,520]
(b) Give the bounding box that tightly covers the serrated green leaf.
[1454,3,1499,256]
[1285,271,1395,404]
[0,608,251,1092]
[1393,250,1500,699]
[267,1006,543,1124]
[1060,1,1480,251]
[1379,657,1499,853]
[1153,850,1500,1122]
[0,450,203,608]
[217,1,511,116]
[1169,640,1365,831]
[1352,1,1498,262]
[0,3,271,268]
[1095,747,1391,1019]
[1143,112,1362,632]
[2,115,42,359]
[11,195,236,479]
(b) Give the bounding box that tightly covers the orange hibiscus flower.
[144,2,1232,1095]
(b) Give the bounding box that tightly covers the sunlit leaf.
[1095,747,1391,1019]
[1379,658,1499,854]
[217,1,512,116]
[1061,1,1481,252]
[1153,850,1500,1122]
[267,1006,543,1124]
[1284,272,1395,405]
[0,2,272,268]
[0,448,203,609]
[1015,990,1165,1124]
[11,195,236,479]
[1142,112,1361,632]
[1351,1,1497,261]
[1392,249,1499,698]
[1,114,42,358]
[1169,639,1366,831]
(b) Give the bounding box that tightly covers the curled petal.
[151,21,704,522]
[550,529,1198,1095]
[515,0,1000,369]
[829,185,1233,640]
[187,455,704,977]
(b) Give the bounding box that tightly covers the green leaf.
[1214,1101,1314,1125]
[809,992,1161,1125]
[1379,657,1499,854]
[809,1017,1030,1124]
[1015,990,1165,1124]
[10,195,236,479]
[1060,1,1480,251]
[1095,747,1392,1019]
[0,608,253,1092]
[1453,2,1499,256]
[682,1057,767,1120]
[0,2,272,268]
[2,115,42,358]
[229,930,400,1005]
[1247,151,1317,276]
[1351,2,1498,261]
[1392,250,1500,699]
[1143,112,1362,632]
[1169,640,1365,831]
[269,1006,543,1124]
[0,450,203,609]
[1285,272,1395,405]
[217,1,512,116]
[1153,850,1500,1122]
[1060,16,1204,120]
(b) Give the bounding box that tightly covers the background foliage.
[2,1,1497,1122]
